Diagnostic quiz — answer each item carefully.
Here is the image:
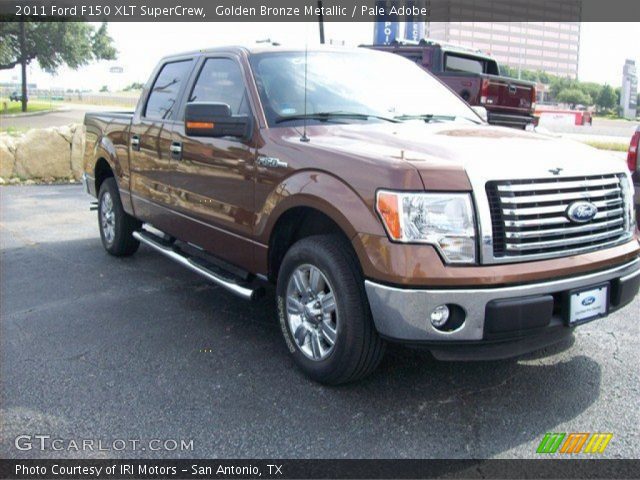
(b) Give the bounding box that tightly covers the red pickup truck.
[628,126,640,226]
[368,40,537,129]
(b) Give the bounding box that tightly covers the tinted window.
[188,58,249,115]
[145,60,192,120]
[444,54,484,74]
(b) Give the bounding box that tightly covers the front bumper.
[365,257,640,358]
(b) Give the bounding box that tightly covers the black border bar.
[1,0,640,22]
[1,459,640,479]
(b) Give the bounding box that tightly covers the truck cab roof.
[159,44,366,62]
[361,38,497,61]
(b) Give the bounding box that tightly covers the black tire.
[276,234,386,384]
[97,177,141,256]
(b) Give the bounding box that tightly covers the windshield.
[249,50,480,127]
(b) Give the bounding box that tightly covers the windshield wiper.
[394,114,448,122]
[275,111,398,124]
[394,113,481,124]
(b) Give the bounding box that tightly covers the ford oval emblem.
[566,201,598,223]
[581,296,596,306]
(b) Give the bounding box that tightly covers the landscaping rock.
[0,136,16,179]
[57,125,73,143]
[70,125,86,180]
[14,127,72,179]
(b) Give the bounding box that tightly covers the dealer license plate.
[568,284,609,325]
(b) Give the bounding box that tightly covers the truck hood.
[296,122,629,190]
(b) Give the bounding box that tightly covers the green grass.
[0,126,30,136]
[0,98,58,115]
[582,140,629,152]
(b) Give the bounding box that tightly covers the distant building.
[620,59,638,119]
[426,22,581,79]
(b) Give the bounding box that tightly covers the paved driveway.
[540,117,639,143]
[0,185,638,459]
[1,104,131,130]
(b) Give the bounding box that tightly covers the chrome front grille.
[486,174,631,260]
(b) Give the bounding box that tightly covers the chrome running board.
[133,230,263,301]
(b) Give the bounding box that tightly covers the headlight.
[620,173,636,234]
[376,190,477,264]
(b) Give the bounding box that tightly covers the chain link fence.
[0,87,140,108]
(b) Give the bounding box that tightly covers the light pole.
[318,0,325,44]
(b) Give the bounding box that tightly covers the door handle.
[131,135,140,151]
[170,141,182,161]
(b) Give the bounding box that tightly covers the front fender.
[255,171,386,244]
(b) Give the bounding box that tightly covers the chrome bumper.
[365,257,640,342]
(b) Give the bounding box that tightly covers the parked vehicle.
[628,125,640,226]
[9,91,27,102]
[82,46,639,384]
[366,40,537,129]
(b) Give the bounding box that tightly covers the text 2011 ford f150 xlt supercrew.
[83,46,640,384]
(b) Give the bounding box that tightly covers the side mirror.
[471,106,488,122]
[185,102,252,139]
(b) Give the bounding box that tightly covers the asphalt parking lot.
[1,184,638,459]
[1,104,126,130]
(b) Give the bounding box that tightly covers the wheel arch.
[94,157,114,195]
[257,171,386,282]
[267,206,358,282]
[91,134,122,192]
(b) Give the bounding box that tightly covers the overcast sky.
[1,22,638,91]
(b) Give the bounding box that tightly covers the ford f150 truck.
[83,46,639,384]
[367,40,537,129]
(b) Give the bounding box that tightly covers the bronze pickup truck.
[83,46,640,384]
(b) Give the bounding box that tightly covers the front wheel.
[276,234,386,384]
[98,177,141,256]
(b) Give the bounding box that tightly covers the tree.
[536,70,553,84]
[0,21,117,111]
[596,84,617,112]
[556,88,592,107]
[578,82,602,105]
[550,77,576,99]
[123,82,144,92]
[615,87,622,108]
[519,70,538,82]
[500,64,517,78]
[99,85,109,93]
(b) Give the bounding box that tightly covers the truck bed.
[438,72,536,117]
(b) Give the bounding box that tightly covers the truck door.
[168,56,257,272]
[129,58,194,231]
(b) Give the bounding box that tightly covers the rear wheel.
[276,234,386,384]
[98,177,141,256]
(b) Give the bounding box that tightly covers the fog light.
[430,305,450,328]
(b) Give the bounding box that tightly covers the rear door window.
[145,60,193,120]
[444,54,485,74]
